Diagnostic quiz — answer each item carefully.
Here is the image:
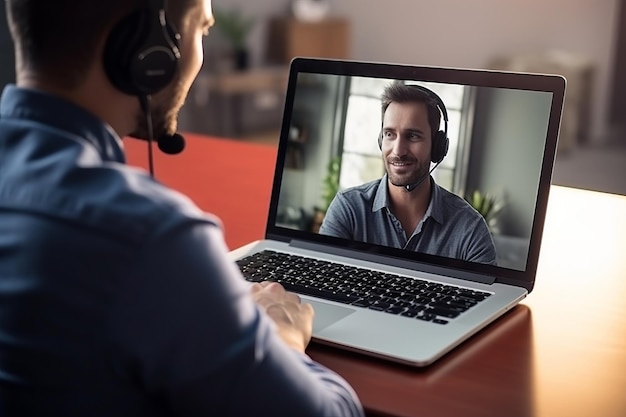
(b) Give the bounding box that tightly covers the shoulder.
[336,178,381,202]
[434,183,485,225]
[10,157,218,244]
[432,184,487,233]
[79,163,219,242]
[0,121,218,244]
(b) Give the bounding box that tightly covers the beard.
[129,78,186,142]
[385,155,430,188]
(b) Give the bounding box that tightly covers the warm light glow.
[528,186,626,417]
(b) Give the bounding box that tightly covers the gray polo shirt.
[319,175,497,265]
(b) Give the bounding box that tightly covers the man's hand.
[250,281,314,353]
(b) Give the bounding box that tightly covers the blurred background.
[1,0,624,195]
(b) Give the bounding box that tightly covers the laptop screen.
[266,58,565,291]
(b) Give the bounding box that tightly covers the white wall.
[333,0,619,144]
[213,0,620,143]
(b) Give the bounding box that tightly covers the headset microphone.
[157,132,186,155]
[403,161,442,192]
[404,173,428,192]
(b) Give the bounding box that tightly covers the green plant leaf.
[321,156,341,211]
[465,189,504,228]
[213,7,255,49]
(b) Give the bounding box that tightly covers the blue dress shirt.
[0,86,363,417]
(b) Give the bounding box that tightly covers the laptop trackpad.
[307,299,356,333]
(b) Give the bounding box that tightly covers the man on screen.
[319,82,497,265]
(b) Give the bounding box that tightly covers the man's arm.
[109,220,364,417]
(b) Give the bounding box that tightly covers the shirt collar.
[428,180,445,225]
[372,175,390,212]
[372,174,445,225]
[0,85,125,163]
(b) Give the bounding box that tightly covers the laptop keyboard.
[236,250,491,325]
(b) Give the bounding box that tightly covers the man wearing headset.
[320,82,496,265]
[0,0,363,416]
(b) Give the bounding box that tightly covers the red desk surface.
[125,133,276,250]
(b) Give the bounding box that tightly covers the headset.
[378,84,449,164]
[103,0,180,96]
[103,0,185,174]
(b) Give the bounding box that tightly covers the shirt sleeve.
[107,216,364,417]
[463,216,498,265]
[319,193,354,239]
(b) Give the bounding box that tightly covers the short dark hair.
[380,82,441,140]
[6,0,194,89]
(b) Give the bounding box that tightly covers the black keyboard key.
[416,312,436,321]
[426,306,462,319]
[456,289,491,301]
[402,306,426,317]
[279,281,357,304]
[430,300,468,312]
[351,299,372,308]
[370,300,391,309]
[384,306,406,315]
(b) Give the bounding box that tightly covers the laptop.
[228,57,565,367]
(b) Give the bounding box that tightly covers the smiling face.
[381,101,433,189]
[131,0,214,139]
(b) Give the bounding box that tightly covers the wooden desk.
[126,137,626,417]
[308,186,626,417]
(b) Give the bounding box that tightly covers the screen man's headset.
[378,84,450,191]
[103,0,186,175]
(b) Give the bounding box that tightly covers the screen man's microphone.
[403,161,441,192]
[157,132,186,155]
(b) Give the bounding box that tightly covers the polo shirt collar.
[428,180,445,225]
[372,175,390,212]
[372,174,445,226]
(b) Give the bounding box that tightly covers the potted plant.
[212,7,255,70]
[320,156,341,212]
[310,156,341,233]
[465,190,504,234]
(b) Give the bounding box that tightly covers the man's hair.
[6,0,194,89]
[380,82,441,140]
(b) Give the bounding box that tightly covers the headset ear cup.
[104,11,148,95]
[131,19,179,94]
[104,8,179,96]
[431,131,449,163]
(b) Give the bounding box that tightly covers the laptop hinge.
[289,240,496,285]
